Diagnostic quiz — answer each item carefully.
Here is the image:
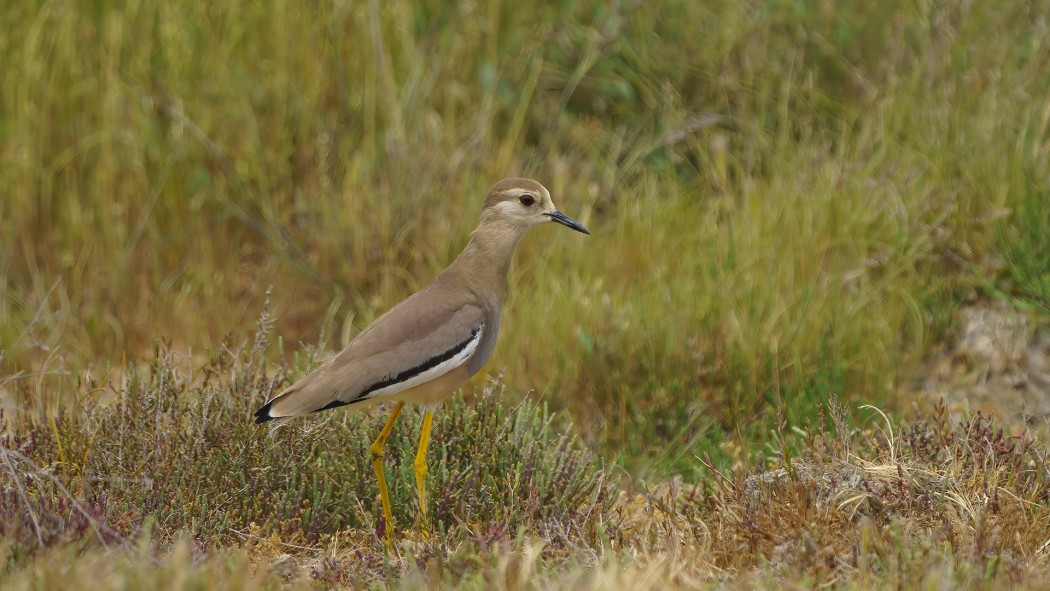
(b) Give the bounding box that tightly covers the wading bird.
[254,178,589,549]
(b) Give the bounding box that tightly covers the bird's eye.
[519,194,536,207]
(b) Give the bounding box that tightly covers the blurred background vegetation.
[2,0,1048,477]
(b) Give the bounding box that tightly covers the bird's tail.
[253,380,314,424]
[253,379,375,426]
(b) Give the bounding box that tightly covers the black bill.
[547,210,590,234]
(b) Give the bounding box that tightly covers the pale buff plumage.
[253,178,589,549]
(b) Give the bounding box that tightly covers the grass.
[2,309,612,560]
[996,188,1050,314]
[3,0,1050,587]
[5,351,1050,588]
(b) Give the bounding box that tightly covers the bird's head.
[481,178,590,235]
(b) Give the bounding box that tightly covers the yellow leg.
[370,401,404,551]
[413,410,434,539]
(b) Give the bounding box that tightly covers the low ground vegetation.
[4,333,1050,587]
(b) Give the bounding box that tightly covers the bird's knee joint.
[370,445,384,462]
[413,457,427,475]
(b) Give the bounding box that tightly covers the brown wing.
[254,279,484,422]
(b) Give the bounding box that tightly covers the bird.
[253,178,589,549]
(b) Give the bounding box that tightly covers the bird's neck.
[445,221,526,301]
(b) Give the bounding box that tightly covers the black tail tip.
[254,401,275,424]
